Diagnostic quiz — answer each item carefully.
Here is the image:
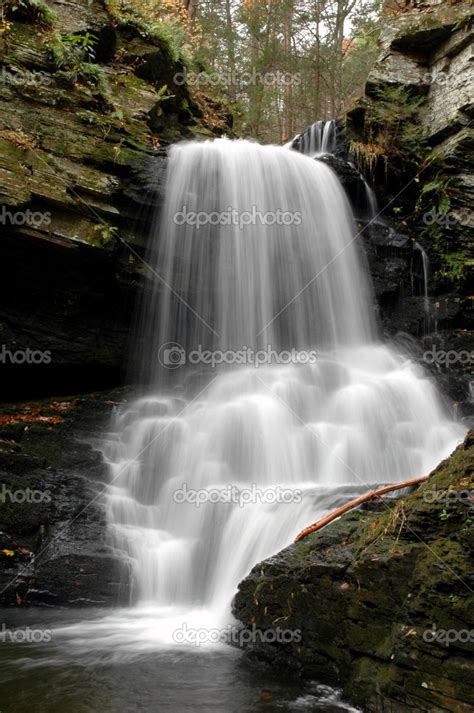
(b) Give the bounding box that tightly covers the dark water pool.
[0,610,360,713]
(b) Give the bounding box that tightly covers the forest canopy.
[107,0,383,143]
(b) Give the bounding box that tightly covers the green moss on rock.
[233,431,474,711]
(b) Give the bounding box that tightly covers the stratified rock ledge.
[0,389,132,607]
[233,431,474,712]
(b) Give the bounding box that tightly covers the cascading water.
[362,177,378,220]
[291,120,337,156]
[414,241,431,321]
[54,138,464,656]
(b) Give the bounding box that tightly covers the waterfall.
[97,139,464,643]
[291,120,337,157]
[138,138,374,382]
[414,241,431,319]
[362,177,378,220]
[51,137,463,655]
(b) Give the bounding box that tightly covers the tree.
[193,0,383,142]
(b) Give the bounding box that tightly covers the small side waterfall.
[414,241,431,319]
[362,177,378,220]
[91,138,464,649]
[291,120,337,157]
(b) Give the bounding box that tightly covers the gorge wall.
[231,5,474,710]
[0,0,471,405]
[233,430,474,712]
[0,0,230,401]
[345,0,473,416]
[0,0,472,630]
[0,0,230,607]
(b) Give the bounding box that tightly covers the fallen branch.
[294,476,429,543]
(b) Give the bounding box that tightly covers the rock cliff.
[345,0,473,418]
[233,431,474,712]
[0,0,230,399]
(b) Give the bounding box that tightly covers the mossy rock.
[233,431,474,711]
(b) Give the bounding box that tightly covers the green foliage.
[91,224,118,247]
[372,85,425,114]
[5,0,57,27]
[439,509,451,522]
[47,31,96,68]
[419,173,453,214]
[415,170,469,285]
[46,32,104,86]
[105,0,189,66]
[350,86,426,181]
[151,83,175,115]
[110,108,124,121]
[195,0,383,142]
[367,85,426,157]
[437,252,471,285]
[453,11,474,32]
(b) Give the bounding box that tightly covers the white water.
[292,120,337,157]
[362,177,378,220]
[55,138,464,656]
[414,241,431,319]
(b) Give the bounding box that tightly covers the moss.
[233,432,474,709]
[104,0,187,66]
[5,0,57,29]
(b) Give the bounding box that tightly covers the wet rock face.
[233,430,474,712]
[0,230,140,401]
[316,155,372,217]
[0,390,132,607]
[0,0,230,400]
[343,0,473,413]
[314,154,432,341]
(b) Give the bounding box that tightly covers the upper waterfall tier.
[290,120,338,156]
[140,137,376,385]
